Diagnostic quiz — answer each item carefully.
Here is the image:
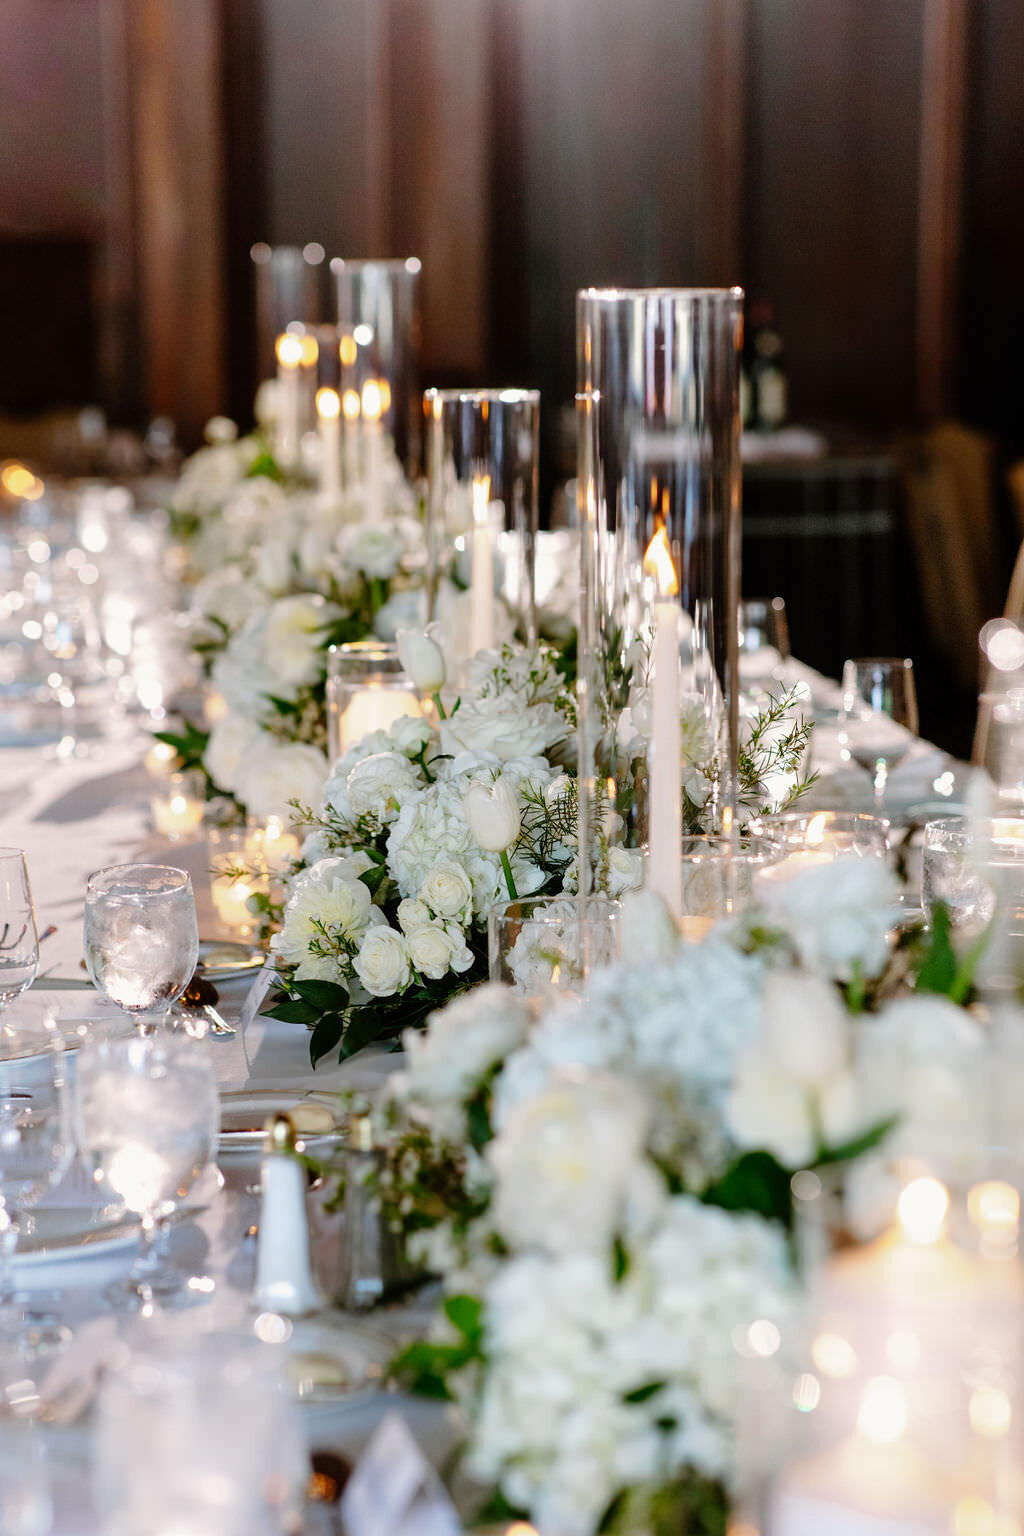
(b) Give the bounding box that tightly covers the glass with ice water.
[922,815,1024,939]
[74,1031,219,1307]
[83,863,198,1028]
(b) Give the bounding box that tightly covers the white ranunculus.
[487,1070,651,1255]
[236,740,329,819]
[353,926,412,997]
[345,751,422,823]
[203,712,264,795]
[397,625,446,692]
[271,861,376,982]
[462,776,521,852]
[418,858,474,922]
[389,714,433,757]
[407,922,473,981]
[761,969,850,1087]
[263,593,341,690]
[341,525,402,580]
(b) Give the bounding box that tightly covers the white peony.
[203,712,264,795]
[262,593,341,690]
[193,567,260,631]
[352,926,412,997]
[236,740,328,819]
[345,751,423,824]
[271,860,376,982]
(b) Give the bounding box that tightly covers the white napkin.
[341,1414,462,1536]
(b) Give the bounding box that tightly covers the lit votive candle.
[203,689,228,727]
[211,868,257,936]
[150,770,205,840]
[144,740,179,779]
[245,815,301,877]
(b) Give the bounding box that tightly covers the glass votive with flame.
[208,827,259,937]
[150,770,205,841]
[244,815,301,879]
[326,641,423,765]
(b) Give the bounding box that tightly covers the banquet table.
[0,672,969,1532]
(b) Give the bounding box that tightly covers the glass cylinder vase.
[575,288,743,916]
[251,242,323,387]
[424,387,539,677]
[331,257,422,476]
[326,640,424,766]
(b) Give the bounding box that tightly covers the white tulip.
[462,777,521,853]
[397,625,446,693]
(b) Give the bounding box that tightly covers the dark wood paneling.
[916,0,967,423]
[743,0,925,429]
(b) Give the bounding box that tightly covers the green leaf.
[951,920,993,1005]
[623,1381,666,1404]
[703,1150,793,1227]
[309,1013,345,1067]
[444,1293,482,1343]
[465,1091,494,1152]
[915,903,958,997]
[474,1490,529,1525]
[359,864,388,896]
[265,694,300,717]
[293,978,350,1011]
[153,724,210,772]
[612,1234,630,1283]
[246,451,283,481]
[265,999,320,1025]
[817,1115,897,1167]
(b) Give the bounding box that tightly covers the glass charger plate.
[218,1089,343,1157]
[197,940,266,981]
[282,1316,394,1406]
[13,1206,140,1267]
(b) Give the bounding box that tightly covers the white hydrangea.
[345,751,424,825]
[757,854,898,982]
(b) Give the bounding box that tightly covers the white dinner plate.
[13,1206,141,1267]
[281,1315,393,1406]
[197,940,266,981]
[218,1089,342,1156]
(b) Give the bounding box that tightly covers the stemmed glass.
[840,657,919,809]
[0,851,39,1017]
[83,864,199,1030]
[0,1021,74,1337]
[74,1032,220,1308]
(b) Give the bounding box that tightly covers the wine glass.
[83,864,199,1030]
[0,851,39,1018]
[0,1020,74,1336]
[74,1031,219,1308]
[738,596,790,687]
[840,657,919,809]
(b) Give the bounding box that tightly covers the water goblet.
[83,864,199,1030]
[0,1020,74,1342]
[0,852,38,1018]
[840,657,919,810]
[738,596,790,687]
[74,1031,219,1308]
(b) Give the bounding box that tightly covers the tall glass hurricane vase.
[424,388,540,675]
[575,288,743,912]
[332,257,423,475]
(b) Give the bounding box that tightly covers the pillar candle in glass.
[208,827,260,937]
[315,387,342,507]
[274,332,304,471]
[360,379,388,523]
[326,641,423,765]
[424,388,539,675]
[150,769,205,841]
[331,257,422,476]
[575,288,743,901]
[250,241,322,388]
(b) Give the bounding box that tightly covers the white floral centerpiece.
[310,859,999,1536]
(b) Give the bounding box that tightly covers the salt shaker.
[252,1112,323,1316]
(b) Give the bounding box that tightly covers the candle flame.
[472,474,492,525]
[342,389,361,422]
[897,1176,948,1245]
[361,380,385,420]
[275,333,303,369]
[316,387,341,422]
[643,527,678,598]
[805,812,828,846]
[339,333,358,367]
[299,334,319,367]
[857,1376,907,1445]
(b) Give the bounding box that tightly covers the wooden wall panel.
[743,0,925,429]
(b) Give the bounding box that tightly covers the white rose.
[488,1071,651,1254]
[203,712,264,795]
[353,927,412,997]
[418,858,474,921]
[407,922,472,981]
[388,714,433,757]
[345,751,422,822]
[397,898,433,934]
[397,625,446,692]
[263,593,341,690]
[761,970,850,1088]
[341,525,402,580]
[462,777,521,852]
[236,740,329,819]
